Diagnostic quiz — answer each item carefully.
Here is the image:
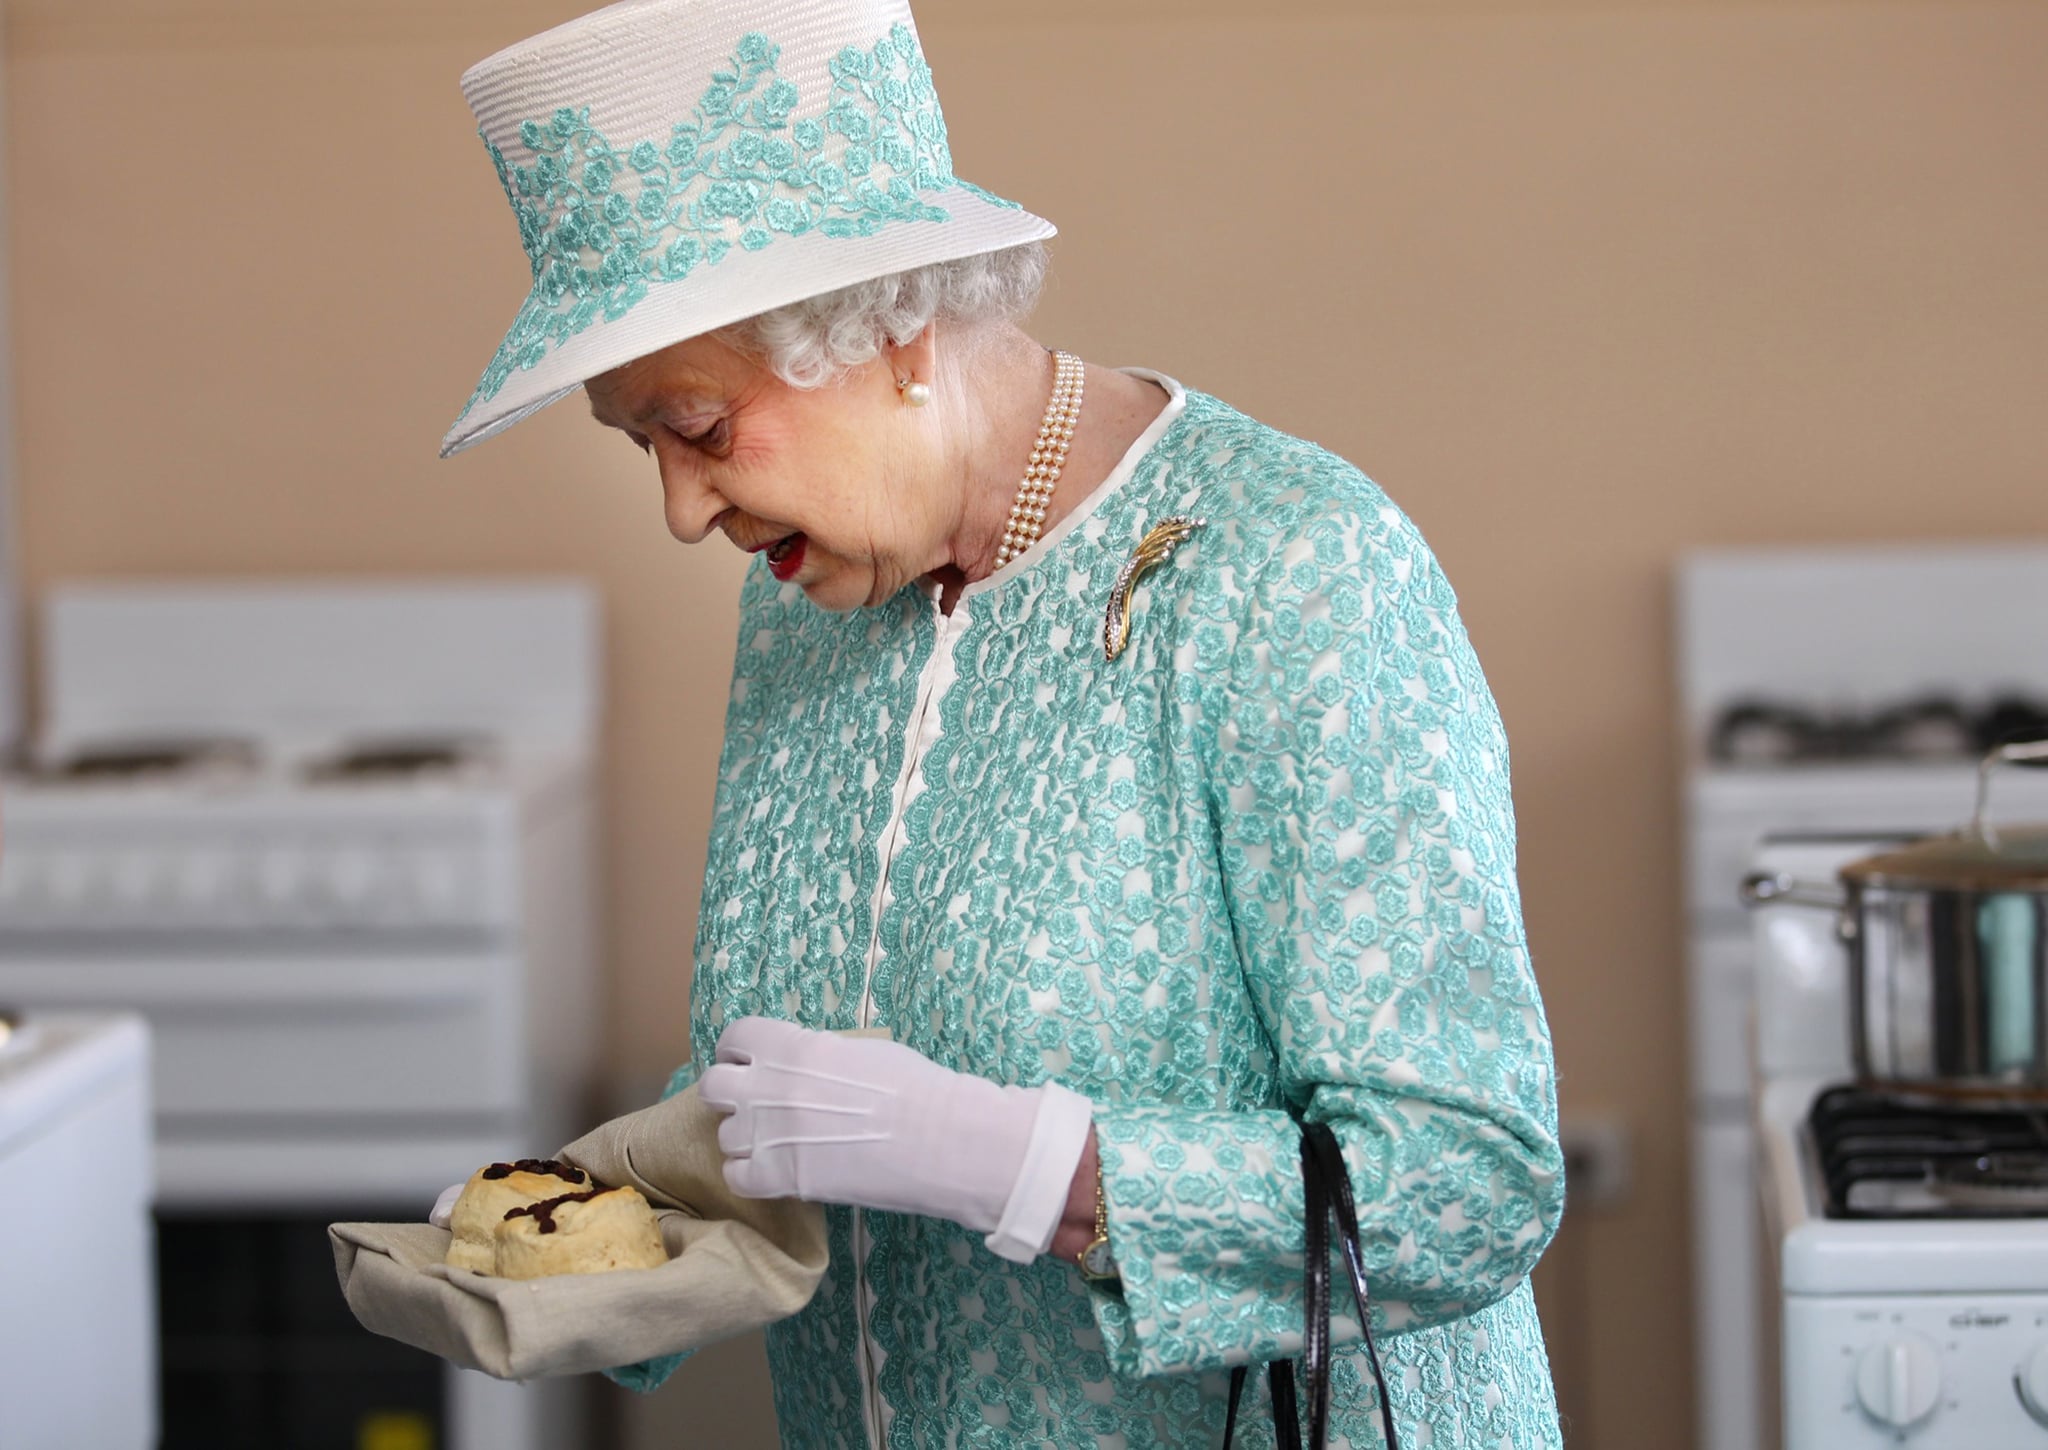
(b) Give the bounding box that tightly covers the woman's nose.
[657,460,725,545]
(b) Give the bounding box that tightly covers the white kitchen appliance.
[1678,544,2048,1450]
[0,1012,155,1450]
[1752,834,2048,1448]
[0,579,603,1450]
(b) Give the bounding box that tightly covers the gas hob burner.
[1810,1083,2048,1219]
[1708,692,2048,766]
[34,737,261,782]
[300,736,497,785]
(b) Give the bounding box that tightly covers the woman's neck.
[934,330,1170,608]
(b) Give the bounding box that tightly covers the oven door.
[0,945,528,1204]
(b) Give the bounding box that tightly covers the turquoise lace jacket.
[627,379,1565,1448]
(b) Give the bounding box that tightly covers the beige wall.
[8,1,2048,1445]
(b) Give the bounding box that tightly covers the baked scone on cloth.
[494,1185,668,1279]
[329,1083,828,1381]
[444,1158,597,1274]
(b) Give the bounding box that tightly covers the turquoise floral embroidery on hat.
[461,24,1013,419]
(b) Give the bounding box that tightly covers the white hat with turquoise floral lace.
[441,0,1055,457]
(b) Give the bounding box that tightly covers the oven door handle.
[0,958,492,1014]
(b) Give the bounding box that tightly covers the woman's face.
[584,332,953,611]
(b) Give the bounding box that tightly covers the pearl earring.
[898,378,933,408]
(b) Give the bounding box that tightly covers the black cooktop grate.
[302,737,490,782]
[43,738,259,780]
[1708,693,2048,766]
[1811,1083,2048,1219]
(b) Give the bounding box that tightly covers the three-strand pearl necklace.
[993,350,1085,570]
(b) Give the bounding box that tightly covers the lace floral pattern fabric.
[649,389,1565,1447]
[462,24,1006,418]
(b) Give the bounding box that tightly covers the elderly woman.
[443,1,1564,1446]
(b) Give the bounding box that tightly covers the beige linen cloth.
[330,1082,827,1381]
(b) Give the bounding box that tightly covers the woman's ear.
[884,323,940,397]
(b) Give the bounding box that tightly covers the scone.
[493,1185,668,1280]
[445,1158,595,1273]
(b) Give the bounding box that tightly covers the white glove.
[429,1181,464,1229]
[697,1017,1094,1265]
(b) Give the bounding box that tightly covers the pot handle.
[1973,738,2048,849]
[1738,872,1847,911]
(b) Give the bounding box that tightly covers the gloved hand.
[429,1182,463,1229]
[697,1017,1094,1265]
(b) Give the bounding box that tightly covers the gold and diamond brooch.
[1103,515,1207,662]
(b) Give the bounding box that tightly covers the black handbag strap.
[1303,1124,1400,1450]
[1224,1364,1247,1446]
[1220,1125,1400,1450]
[1224,1362,1303,1450]
[1270,1362,1303,1450]
[1302,1128,1335,1446]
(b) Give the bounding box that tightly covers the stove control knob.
[257,851,307,910]
[2018,1345,2048,1426]
[411,851,473,918]
[1854,1333,1940,1429]
[44,854,93,909]
[171,852,234,910]
[110,854,165,909]
[0,854,29,910]
[325,849,383,910]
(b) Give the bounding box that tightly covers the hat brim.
[441,184,1055,458]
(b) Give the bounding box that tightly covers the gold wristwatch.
[1076,1159,1119,1282]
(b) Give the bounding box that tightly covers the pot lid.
[1843,825,2048,893]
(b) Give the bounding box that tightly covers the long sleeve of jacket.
[1086,489,1565,1381]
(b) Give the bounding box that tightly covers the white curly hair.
[725,242,1048,388]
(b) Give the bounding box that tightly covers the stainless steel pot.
[1742,739,2048,1091]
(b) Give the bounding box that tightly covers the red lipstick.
[767,534,807,582]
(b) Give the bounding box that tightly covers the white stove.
[1751,834,2048,1447]
[0,579,603,1449]
[1759,1075,2048,1446]
[0,1012,155,1450]
[1678,544,2048,1450]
